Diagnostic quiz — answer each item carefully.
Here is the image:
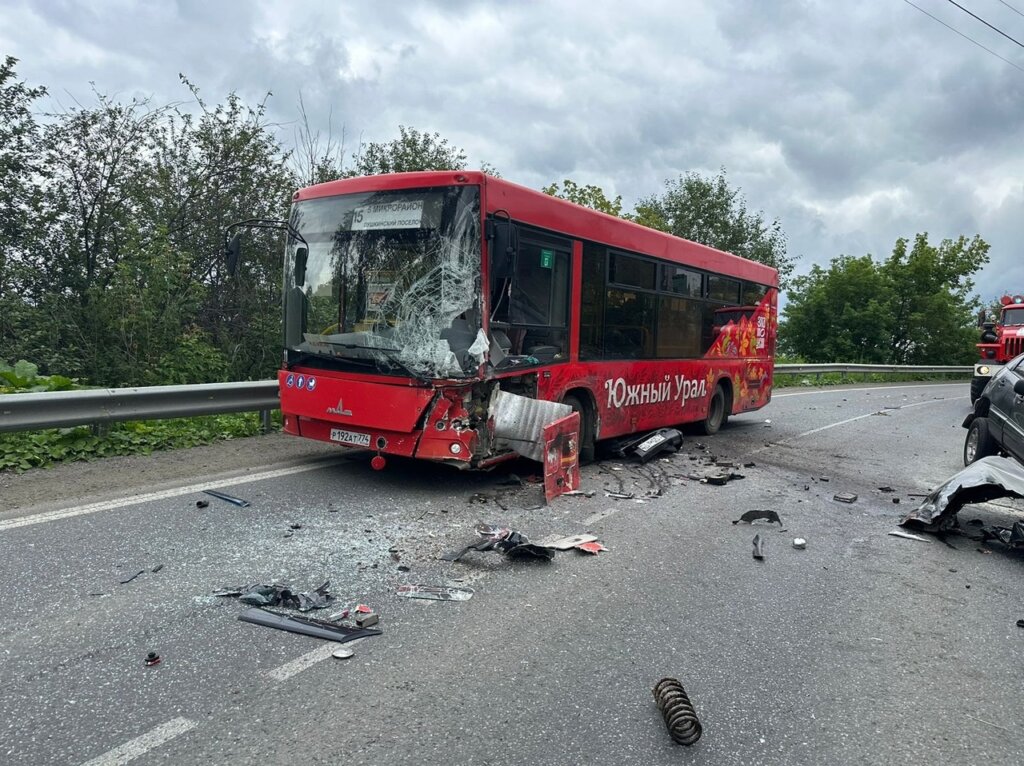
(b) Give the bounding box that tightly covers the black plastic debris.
[978,520,1024,549]
[733,510,782,526]
[144,652,161,667]
[900,457,1024,532]
[1017,619,1024,629]
[609,428,682,462]
[238,607,382,643]
[119,570,146,585]
[752,534,765,560]
[218,581,335,611]
[202,489,250,507]
[878,486,895,493]
[195,500,210,509]
[151,564,164,574]
[441,522,555,562]
[833,492,858,503]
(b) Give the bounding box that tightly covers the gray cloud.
[2,0,1022,299]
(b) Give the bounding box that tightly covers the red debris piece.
[576,541,608,555]
[355,604,373,614]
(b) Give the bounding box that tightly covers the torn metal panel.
[490,388,572,462]
[543,411,581,502]
[900,456,1024,532]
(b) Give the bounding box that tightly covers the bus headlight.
[449,443,462,455]
[978,365,990,375]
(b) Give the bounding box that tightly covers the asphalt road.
[2,382,1023,765]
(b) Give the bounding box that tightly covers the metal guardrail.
[0,381,279,434]
[0,364,973,435]
[774,363,972,375]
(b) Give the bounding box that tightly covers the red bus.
[267,170,777,470]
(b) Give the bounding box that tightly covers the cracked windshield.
[284,185,482,378]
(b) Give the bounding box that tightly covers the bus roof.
[295,171,779,288]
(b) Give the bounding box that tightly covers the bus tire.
[699,385,727,436]
[970,377,987,404]
[562,393,596,464]
[963,417,997,465]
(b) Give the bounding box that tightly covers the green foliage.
[633,169,794,286]
[0,413,276,471]
[542,179,624,217]
[781,233,989,364]
[350,125,468,176]
[0,360,77,393]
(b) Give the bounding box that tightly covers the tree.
[883,233,989,365]
[0,57,46,360]
[633,169,794,286]
[350,125,468,176]
[781,233,989,364]
[780,255,892,362]
[542,179,624,217]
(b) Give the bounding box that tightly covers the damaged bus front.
[275,173,569,472]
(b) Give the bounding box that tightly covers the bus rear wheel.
[562,394,596,464]
[699,385,728,436]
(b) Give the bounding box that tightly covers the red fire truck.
[228,171,777,477]
[973,294,1024,402]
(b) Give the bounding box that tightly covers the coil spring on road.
[652,677,702,745]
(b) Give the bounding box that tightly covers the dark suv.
[963,352,1024,465]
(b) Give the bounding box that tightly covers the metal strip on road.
[78,717,198,766]
[0,459,345,533]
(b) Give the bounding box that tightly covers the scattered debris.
[652,677,702,745]
[355,612,379,628]
[743,462,756,468]
[752,534,765,560]
[562,489,596,498]
[238,607,381,643]
[732,510,782,526]
[144,652,161,667]
[119,570,146,585]
[289,523,303,530]
[878,486,895,493]
[202,489,250,508]
[355,604,373,614]
[892,498,901,504]
[1017,619,1024,629]
[397,584,475,601]
[605,491,635,500]
[441,522,555,562]
[634,428,684,463]
[833,492,858,503]
[900,457,1024,532]
[576,541,608,555]
[332,647,355,659]
[535,533,599,550]
[326,607,350,621]
[195,500,210,509]
[218,581,335,611]
[151,564,164,574]
[793,538,807,549]
[888,529,930,543]
[978,520,1024,549]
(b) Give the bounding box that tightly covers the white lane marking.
[773,382,963,399]
[267,643,339,681]
[0,459,344,533]
[583,507,622,526]
[791,398,956,441]
[79,717,197,766]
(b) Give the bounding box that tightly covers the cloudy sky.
[2,0,1022,300]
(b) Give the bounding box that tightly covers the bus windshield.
[283,185,482,379]
[1003,307,1024,326]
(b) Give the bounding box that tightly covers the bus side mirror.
[225,233,242,276]
[488,219,518,280]
[977,309,987,328]
[295,246,308,287]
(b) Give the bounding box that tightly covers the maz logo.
[327,398,353,417]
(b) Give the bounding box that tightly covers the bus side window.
[604,289,656,358]
[580,243,605,359]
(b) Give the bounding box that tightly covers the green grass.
[0,412,280,472]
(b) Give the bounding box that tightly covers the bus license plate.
[330,428,371,447]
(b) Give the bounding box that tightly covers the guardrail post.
[260,409,272,434]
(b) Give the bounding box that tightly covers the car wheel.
[970,377,987,404]
[699,385,727,436]
[963,417,998,466]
